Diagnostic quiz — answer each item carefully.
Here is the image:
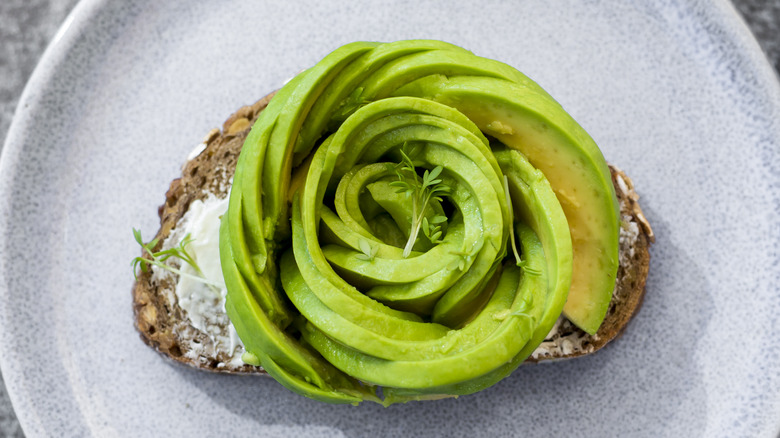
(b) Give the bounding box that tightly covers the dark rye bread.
[132,91,654,373]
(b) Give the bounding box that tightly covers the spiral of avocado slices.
[219,40,619,405]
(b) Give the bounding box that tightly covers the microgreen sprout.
[448,243,474,272]
[388,147,451,258]
[355,238,379,262]
[422,215,447,244]
[131,228,221,294]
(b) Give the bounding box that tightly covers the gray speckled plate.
[1,0,779,436]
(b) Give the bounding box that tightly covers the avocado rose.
[219,40,619,405]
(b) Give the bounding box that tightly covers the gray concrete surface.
[0,0,777,436]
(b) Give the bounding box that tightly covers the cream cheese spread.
[152,193,245,368]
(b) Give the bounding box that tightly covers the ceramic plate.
[2,0,779,436]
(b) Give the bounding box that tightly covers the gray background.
[0,0,778,436]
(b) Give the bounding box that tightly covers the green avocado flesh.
[220,40,617,405]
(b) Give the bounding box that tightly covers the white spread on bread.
[150,193,245,369]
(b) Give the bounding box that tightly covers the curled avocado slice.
[220,39,615,405]
[394,75,619,334]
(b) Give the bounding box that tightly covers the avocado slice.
[296,221,545,391]
[393,74,619,334]
[494,147,572,351]
[219,215,378,404]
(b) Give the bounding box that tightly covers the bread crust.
[132,92,653,372]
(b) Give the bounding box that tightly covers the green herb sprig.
[356,238,379,262]
[422,215,447,244]
[388,149,451,258]
[448,249,471,271]
[131,228,222,294]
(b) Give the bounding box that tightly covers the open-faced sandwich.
[132,40,654,405]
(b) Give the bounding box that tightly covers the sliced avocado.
[298,223,545,390]
[219,215,376,404]
[282,98,571,396]
[222,40,613,405]
[494,148,572,352]
[394,74,619,334]
[298,97,512,324]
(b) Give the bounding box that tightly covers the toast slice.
[132,91,654,373]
